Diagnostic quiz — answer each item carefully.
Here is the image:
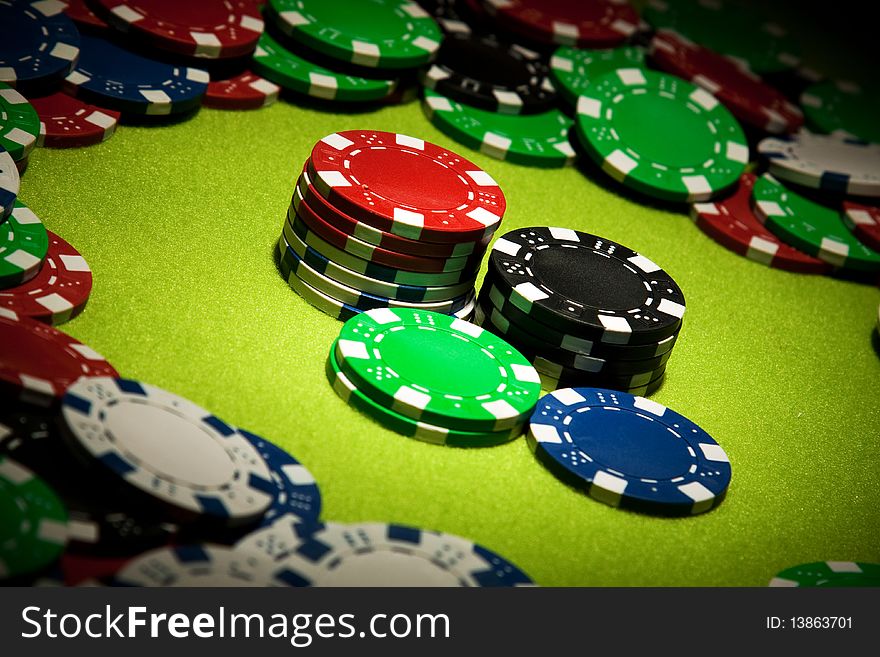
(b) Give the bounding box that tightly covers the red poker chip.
[650,30,804,135]
[307,131,506,244]
[0,231,93,325]
[92,0,265,59]
[60,553,131,586]
[842,201,880,253]
[481,0,639,48]
[204,71,280,110]
[690,173,830,274]
[29,93,120,149]
[64,0,111,32]
[0,310,118,405]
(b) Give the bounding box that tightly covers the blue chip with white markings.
[63,35,209,116]
[528,388,732,516]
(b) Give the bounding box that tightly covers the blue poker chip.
[239,430,322,527]
[0,146,20,221]
[63,35,209,116]
[528,388,732,516]
[0,1,80,91]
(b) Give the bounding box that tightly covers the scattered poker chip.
[0,455,68,580]
[642,0,800,75]
[0,200,49,290]
[0,310,118,404]
[769,561,880,587]
[549,45,646,107]
[203,70,280,111]
[280,229,476,302]
[64,35,210,116]
[0,84,40,162]
[64,0,111,33]
[268,0,442,70]
[0,1,81,91]
[800,80,880,144]
[307,130,506,244]
[114,544,294,587]
[650,30,803,135]
[422,90,576,169]
[420,34,556,115]
[752,174,880,273]
[251,32,397,104]
[297,167,483,259]
[0,230,93,325]
[0,147,20,221]
[757,132,880,198]
[690,173,830,274]
[481,0,639,48]
[335,308,541,432]
[278,238,473,315]
[575,68,748,202]
[236,519,535,586]
[61,377,276,525]
[326,345,523,447]
[842,201,880,253]
[488,227,686,345]
[28,92,120,149]
[240,431,321,526]
[415,0,474,35]
[528,387,732,515]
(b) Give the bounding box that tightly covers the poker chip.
[549,45,646,107]
[574,68,748,202]
[481,0,639,49]
[769,561,880,587]
[335,308,541,432]
[415,0,474,35]
[752,174,880,273]
[420,34,556,115]
[536,364,666,396]
[0,200,48,289]
[240,431,321,526]
[326,345,523,447]
[28,92,120,149]
[757,132,880,198]
[236,519,535,586]
[0,230,93,325]
[251,32,398,104]
[842,201,880,253]
[528,388,732,515]
[203,70,281,111]
[0,1,80,91]
[650,30,803,135]
[0,84,40,162]
[0,455,68,580]
[0,310,118,404]
[800,80,880,144]
[267,0,442,70]
[60,377,276,525]
[487,227,687,345]
[307,130,506,244]
[690,173,830,274]
[0,147,20,221]
[64,0,111,33]
[422,89,576,168]
[64,35,210,116]
[642,0,800,75]
[114,544,294,587]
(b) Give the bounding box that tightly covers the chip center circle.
[297,0,409,40]
[324,550,464,586]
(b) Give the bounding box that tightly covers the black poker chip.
[419,34,557,115]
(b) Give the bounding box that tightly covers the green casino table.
[16,4,880,587]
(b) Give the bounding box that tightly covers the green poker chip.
[549,45,646,107]
[770,561,880,587]
[334,308,541,433]
[752,174,880,273]
[0,455,68,580]
[326,344,523,447]
[0,200,49,289]
[422,89,576,169]
[0,83,40,162]
[251,32,398,103]
[574,68,748,202]
[268,0,442,70]
[800,80,880,145]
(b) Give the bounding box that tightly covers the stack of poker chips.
[277,130,509,322]
[476,227,686,395]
